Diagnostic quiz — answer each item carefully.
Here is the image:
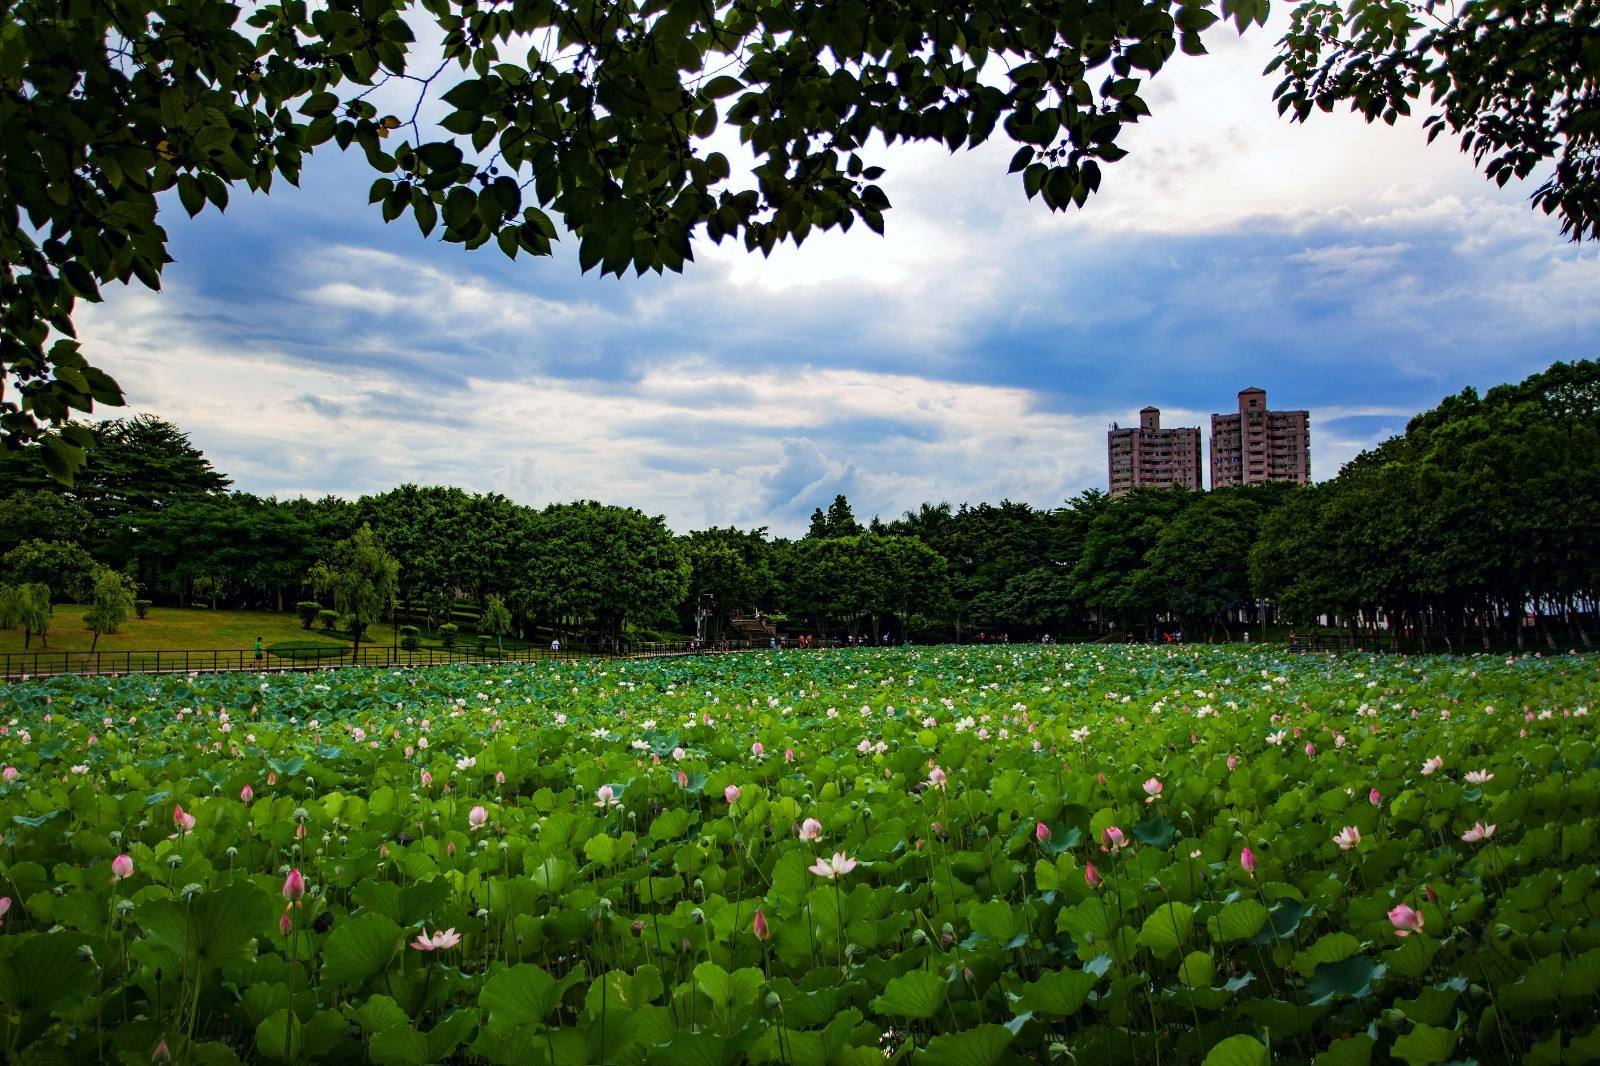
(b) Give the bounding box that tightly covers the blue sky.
[76,21,1600,535]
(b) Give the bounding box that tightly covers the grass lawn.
[0,606,535,655]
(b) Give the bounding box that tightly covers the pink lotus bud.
[724,784,741,805]
[282,868,305,900]
[1239,847,1256,878]
[1035,821,1051,844]
[799,818,822,840]
[1424,884,1439,903]
[785,747,795,762]
[1369,788,1382,807]
[267,771,277,786]
[1304,742,1316,757]
[495,770,506,784]
[295,822,307,839]
[111,854,134,880]
[172,804,195,833]
[468,805,488,829]
[1,767,15,782]
[152,1038,173,1062]
[753,909,770,941]
[239,785,254,803]
[677,770,688,787]
[1388,903,1424,937]
[1084,861,1103,889]
[420,770,432,788]
[447,841,456,857]
[1101,826,1127,850]
[279,909,293,935]
[751,742,764,757]
[1226,755,1238,770]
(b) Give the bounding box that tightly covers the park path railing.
[0,639,775,681]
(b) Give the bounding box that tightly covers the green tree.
[682,526,775,635]
[481,593,511,652]
[0,583,53,649]
[309,523,399,658]
[0,539,99,603]
[1270,0,1600,241]
[83,565,137,651]
[4,0,1271,468]
[0,491,92,554]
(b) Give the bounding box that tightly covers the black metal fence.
[0,639,777,681]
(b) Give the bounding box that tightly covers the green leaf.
[1293,932,1362,977]
[1202,1034,1269,1066]
[137,882,275,974]
[1138,901,1194,956]
[1008,968,1097,1016]
[1212,899,1269,942]
[872,970,948,1019]
[914,1024,1015,1066]
[1390,1022,1458,1065]
[1307,955,1385,1006]
[701,76,744,99]
[321,912,404,986]
[1314,1034,1374,1066]
[480,963,583,1028]
[0,931,94,1014]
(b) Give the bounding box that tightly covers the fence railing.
[0,639,778,681]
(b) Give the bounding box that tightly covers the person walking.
[253,636,264,666]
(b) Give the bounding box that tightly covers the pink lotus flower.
[1143,778,1163,803]
[785,747,795,762]
[1239,847,1256,878]
[111,854,134,880]
[279,909,293,935]
[1332,826,1362,851]
[594,785,620,808]
[0,897,10,922]
[173,805,195,834]
[1084,861,1103,889]
[1464,770,1494,785]
[495,770,506,785]
[240,785,254,803]
[1388,903,1424,937]
[724,784,741,805]
[799,818,823,841]
[1369,788,1382,807]
[808,852,857,880]
[1421,756,1443,776]
[927,766,947,790]
[1226,755,1238,771]
[1461,821,1496,844]
[411,927,462,951]
[1035,821,1051,844]
[468,805,488,830]
[1101,826,1128,851]
[420,770,432,788]
[1,767,15,782]
[283,869,305,900]
[1304,742,1316,757]
[753,909,770,941]
[751,742,764,757]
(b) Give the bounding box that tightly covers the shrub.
[134,599,152,619]
[398,625,421,651]
[438,623,458,648]
[316,609,339,631]
[296,601,321,629]
[475,633,490,653]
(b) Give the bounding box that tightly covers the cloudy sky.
[77,18,1600,536]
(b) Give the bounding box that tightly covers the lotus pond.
[0,645,1596,1065]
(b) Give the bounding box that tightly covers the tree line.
[2,360,1596,650]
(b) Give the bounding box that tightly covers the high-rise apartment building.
[1107,406,1203,497]
[1209,387,1311,488]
